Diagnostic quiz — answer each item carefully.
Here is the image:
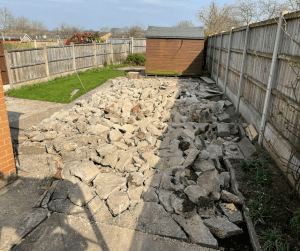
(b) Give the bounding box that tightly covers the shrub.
[65,33,105,45]
[124,53,146,66]
[291,208,300,235]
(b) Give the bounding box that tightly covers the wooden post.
[110,41,113,63]
[71,42,76,71]
[236,24,251,112]
[42,44,50,79]
[4,51,14,89]
[224,28,234,95]
[258,13,285,145]
[34,39,37,48]
[131,37,134,54]
[216,33,223,87]
[93,41,97,67]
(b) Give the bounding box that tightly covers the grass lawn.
[5,65,127,103]
[4,43,35,50]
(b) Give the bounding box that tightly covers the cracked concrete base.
[10,213,214,251]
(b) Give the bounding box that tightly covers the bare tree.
[30,20,47,38]
[54,22,84,39]
[123,24,145,38]
[285,0,300,11]
[174,20,195,27]
[0,7,15,31]
[99,27,110,32]
[197,1,243,34]
[13,15,32,34]
[234,0,259,24]
[258,0,287,20]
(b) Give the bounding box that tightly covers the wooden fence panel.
[205,11,300,192]
[231,29,246,50]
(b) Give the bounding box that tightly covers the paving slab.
[237,137,257,158]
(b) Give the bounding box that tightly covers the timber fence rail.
[206,10,300,192]
[4,38,146,87]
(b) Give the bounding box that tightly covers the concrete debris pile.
[16,76,255,249]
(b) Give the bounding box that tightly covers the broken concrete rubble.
[12,76,259,250]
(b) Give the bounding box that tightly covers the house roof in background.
[110,33,128,38]
[98,32,111,37]
[144,26,205,39]
[4,33,33,41]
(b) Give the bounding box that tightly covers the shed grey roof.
[145,26,205,39]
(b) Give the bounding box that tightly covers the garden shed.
[144,26,205,76]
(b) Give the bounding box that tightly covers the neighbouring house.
[144,26,205,76]
[110,33,129,39]
[98,32,111,41]
[1,33,33,43]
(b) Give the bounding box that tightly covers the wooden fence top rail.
[6,47,44,53]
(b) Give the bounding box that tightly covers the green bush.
[124,53,146,66]
[291,208,300,235]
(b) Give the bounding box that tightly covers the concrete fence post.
[224,28,234,95]
[211,35,216,79]
[216,32,223,87]
[42,44,50,79]
[110,41,113,63]
[236,23,251,112]
[124,41,127,60]
[258,12,285,145]
[34,39,37,48]
[71,42,76,71]
[131,37,134,54]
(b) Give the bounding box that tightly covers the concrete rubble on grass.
[5,76,259,250]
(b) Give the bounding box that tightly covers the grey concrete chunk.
[217,172,230,189]
[203,217,243,239]
[237,137,257,158]
[197,170,220,201]
[217,123,230,137]
[183,148,200,168]
[69,161,100,184]
[221,190,244,205]
[172,214,218,249]
[193,159,216,173]
[93,173,126,199]
[217,113,231,123]
[142,187,159,202]
[113,202,187,241]
[197,197,216,218]
[157,189,174,213]
[219,203,243,224]
[128,172,144,188]
[68,181,96,206]
[107,191,130,216]
[184,185,207,204]
[170,191,197,218]
[115,152,132,172]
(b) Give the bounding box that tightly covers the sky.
[0,0,232,31]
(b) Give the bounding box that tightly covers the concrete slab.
[237,138,257,159]
[5,97,66,130]
[200,77,215,84]
[11,213,215,251]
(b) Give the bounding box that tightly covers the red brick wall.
[146,38,204,76]
[0,72,16,188]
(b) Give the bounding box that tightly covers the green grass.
[259,228,291,251]
[5,66,126,103]
[4,43,35,50]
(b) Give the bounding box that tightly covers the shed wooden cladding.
[146,38,204,76]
